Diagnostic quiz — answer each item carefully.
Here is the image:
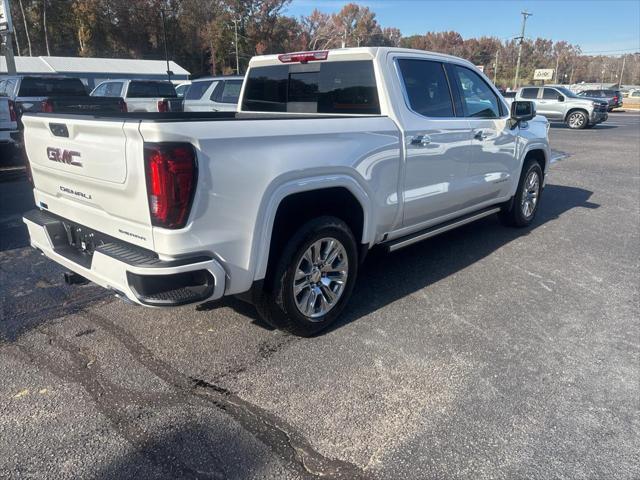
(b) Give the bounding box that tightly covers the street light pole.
[493,49,499,84]
[0,0,17,74]
[513,10,532,90]
[618,55,626,86]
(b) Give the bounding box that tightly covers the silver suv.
[516,86,608,129]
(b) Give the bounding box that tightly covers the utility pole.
[233,19,239,75]
[160,9,172,82]
[513,10,532,90]
[618,55,626,86]
[0,0,17,74]
[493,49,499,84]
[554,54,560,83]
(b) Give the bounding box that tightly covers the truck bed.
[28,111,381,122]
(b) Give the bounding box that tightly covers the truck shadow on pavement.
[217,183,599,333]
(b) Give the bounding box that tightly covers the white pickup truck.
[22,47,551,336]
[90,79,182,113]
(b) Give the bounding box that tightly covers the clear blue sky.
[285,0,640,55]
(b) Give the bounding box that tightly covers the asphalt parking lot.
[1,112,638,480]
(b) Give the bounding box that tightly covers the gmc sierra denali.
[22,47,552,336]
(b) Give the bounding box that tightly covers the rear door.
[22,114,153,249]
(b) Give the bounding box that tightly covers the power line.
[581,47,639,54]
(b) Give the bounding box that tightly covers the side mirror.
[558,95,565,102]
[510,100,536,124]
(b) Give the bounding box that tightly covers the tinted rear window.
[128,81,176,98]
[242,60,380,114]
[520,88,538,99]
[18,77,87,97]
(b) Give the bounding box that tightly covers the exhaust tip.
[64,271,89,286]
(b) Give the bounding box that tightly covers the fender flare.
[251,174,375,281]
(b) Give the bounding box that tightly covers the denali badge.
[60,185,92,200]
[47,147,82,167]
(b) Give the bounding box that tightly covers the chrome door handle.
[474,130,489,141]
[410,134,431,146]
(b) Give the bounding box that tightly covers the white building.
[0,56,190,89]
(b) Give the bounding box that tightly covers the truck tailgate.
[22,114,153,250]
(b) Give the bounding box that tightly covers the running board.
[385,206,501,252]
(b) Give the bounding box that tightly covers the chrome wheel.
[293,237,349,320]
[568,112,586,128]
[521,170,540,218]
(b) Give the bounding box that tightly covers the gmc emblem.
[47,147,82,167]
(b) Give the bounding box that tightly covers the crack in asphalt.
[14,310,367,479]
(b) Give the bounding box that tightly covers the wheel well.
[524,149,546,173]
[266,187,365,276]
[565,108,588,121]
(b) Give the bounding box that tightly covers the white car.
[175,81,191,98]
[22,47,551,335]
[183,76,243,112]
[91,79,182,112]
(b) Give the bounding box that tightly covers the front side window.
[453,65,501,118]
[242,60,380,114]
[104,82,123,97]
[186,80,214,100]
[542,88,560,100]
[521,88,539,99]
[212,80,243,103]
[397,59,454,117]
[92,83,108,96]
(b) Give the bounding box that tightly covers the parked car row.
[502,85,610,129]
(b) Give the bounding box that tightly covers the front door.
[395,57,474,227]
[536,87,565,120]
[447,64,519,202]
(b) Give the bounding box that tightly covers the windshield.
[555,87,579,98]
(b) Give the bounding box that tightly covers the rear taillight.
[157,99,169,112]
[278,50,328,63]
[41,99,54,113]
[613,96,618,102]
[144,143,197,229]
[118,98,128,112]
[8,100,17,122]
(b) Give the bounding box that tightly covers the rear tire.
[255,216,358,336]
[566,110,588,129]
[499,159,543,228]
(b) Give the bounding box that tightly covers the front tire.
[566,110,588,129]
[255,216,358,336]
[499,159,543,228]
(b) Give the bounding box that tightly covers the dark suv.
[577,89,623,111]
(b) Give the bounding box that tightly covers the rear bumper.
[0,129,21,145]
[23,209,226,307]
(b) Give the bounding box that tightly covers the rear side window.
[521,88,539,99]
[18,77,87,96]
[212,80,242,104]
[397,59,454,117]
[186,80,214,100]
[452,65,502,118]
[242,60,380,114]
